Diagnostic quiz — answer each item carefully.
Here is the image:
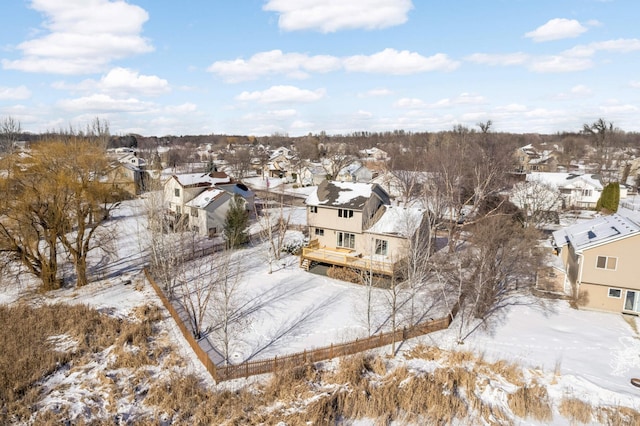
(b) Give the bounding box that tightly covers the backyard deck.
[300,239,396,276]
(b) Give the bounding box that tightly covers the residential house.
[301,180,427,276]
[103,162,143,197]
[552,209,640,314]
[299,162,327,186]
[336,162,374,183]
[514,144,558,173]
[527,172,605,209]
[265,147,295,178]
[163,172,255,236]
[184,188,232,237]
[359,147,389,163]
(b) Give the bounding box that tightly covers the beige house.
[552,210,640,313]
[163,172,254,236]
[301,180,427,276]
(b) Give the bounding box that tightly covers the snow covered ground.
[2,197,640,419]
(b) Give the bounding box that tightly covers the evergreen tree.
[223,195,248,248]
[596,182,620,213]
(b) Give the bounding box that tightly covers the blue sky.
[1,0,639,137]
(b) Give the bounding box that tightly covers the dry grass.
[0,302,165,424]
[327,265,361,283]
[559,397,593,424]
[507,381,553,422]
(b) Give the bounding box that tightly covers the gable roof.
[305,180,389,209]
[366,206,425,237]
[172,171,231,188]
[185,187,229,210]
[552,212,640,253]
[527,172,603,190]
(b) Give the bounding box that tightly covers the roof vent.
[587,230,596,239]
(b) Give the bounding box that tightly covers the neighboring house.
[103,162,143,197]
[301,180,426,276]
[359,147,389,163]
[336,162,374,183]
[184,188,232,237]
[514,144,558,173]
[163,171,255,236]
[265,147,295,178]
[527,172,605,209]
[299,162,327,186]
[552,209,640,313]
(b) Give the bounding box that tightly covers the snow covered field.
[2,198,640,420]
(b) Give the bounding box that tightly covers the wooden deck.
[300,239,396,276]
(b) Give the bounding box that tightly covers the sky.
[1,0,639,137]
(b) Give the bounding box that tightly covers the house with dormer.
[552,209,640,313]
[163,171,254,235]
[527,172,605,209]
[300,180,427,276]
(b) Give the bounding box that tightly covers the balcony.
[300,239,396,276]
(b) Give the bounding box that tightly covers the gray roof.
[552,212,640,252]
[306,180,390,209]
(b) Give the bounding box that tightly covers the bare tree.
[583,118,619,182]
[438,216,544,343]
[0,116,22,154]
[176,257,217,339]
[255,186,291,274]
[510,180,562,229]
[209,251,246,365]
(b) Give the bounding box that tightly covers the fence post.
[274,356,278,371]
[303,349,307,363]
[330,344,333,359]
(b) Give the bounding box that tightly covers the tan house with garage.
[552,209,640,313]
[301,180,427,276]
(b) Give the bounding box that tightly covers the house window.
[596,256,617,270]
[375,239,388,256]
[625,290,640,312]
[582,189,592,197]
[608,288,622,298]
[176,205,181,215]
[192,226,199,233]
[337,232,355,249]
[315,228,324,236]
[338,209,354,218]
[208,227,217,237]
[309,206,318,213]
[174,188,180,197]
[191,208,198,217]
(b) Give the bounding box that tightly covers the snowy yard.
[2,198,640,418]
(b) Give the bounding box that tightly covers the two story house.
[527,172,605,209]
[163,172,254,236]
[301,180,427,276]
[552,209,640,313]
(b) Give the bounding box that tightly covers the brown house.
[552,210,640,313]
[301,180,427,276]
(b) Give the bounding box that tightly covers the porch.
[300,239,396,276]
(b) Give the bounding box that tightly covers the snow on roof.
[527,172,603,190]
[174,172,230,187]
[307,180,374,207]
[552,213,640,252]
[366,206,425,237]
[185,188,227,209]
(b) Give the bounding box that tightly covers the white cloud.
[208,50,341,82]
[495,104,528,112]
[393,98,426,108]
[263,0,413,33]
[164,103,197,114]
[630,81,640,89]
[525,18,587,42]
[57,93,152,112]
[358,88,393,98]
[554,84,592,100]
[529,55,592,73]
[235,85,326,103]
[344,49,459,74]
[465,52,529,66]
[590,38,640,53]
[2,0,152,74]
[430,93,485,107]
[98,68,170,96]
[0,85,31,100]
